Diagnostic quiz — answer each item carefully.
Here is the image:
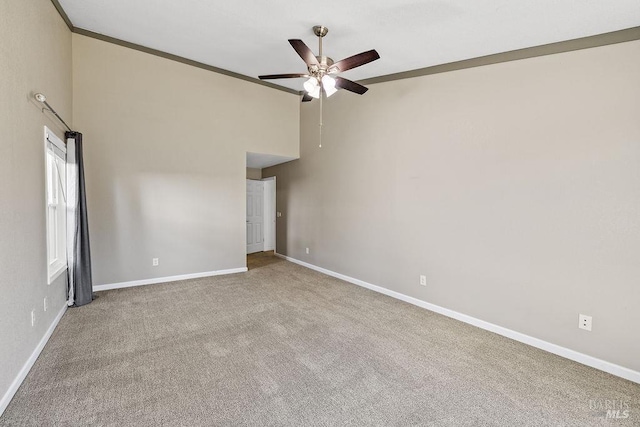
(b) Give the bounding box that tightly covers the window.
[44,126,67,284]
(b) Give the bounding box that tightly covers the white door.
[246,179,264,254]
[262,178,276,251]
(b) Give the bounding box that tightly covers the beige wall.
[246,167,262,180]
[0,0,72,406]
[266,40,640,372]
[72,34,299,286]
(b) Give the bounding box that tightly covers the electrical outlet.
[44,297,48,312]
[152,258,159,266]
[419,275,427,286]
[305,248,310,254]
[31,309,36,327]
[578,314,592,331]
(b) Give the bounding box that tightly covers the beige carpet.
[247,250,280,270]
[1,254,638,426]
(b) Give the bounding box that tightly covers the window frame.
[44,126,67,284]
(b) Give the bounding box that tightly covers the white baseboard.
[0,303,67,416]
[94,267,248,292]
[275,253,640,384]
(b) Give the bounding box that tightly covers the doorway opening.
[246,177,277,269]
[246,176,276,249]
[246,151,296,268]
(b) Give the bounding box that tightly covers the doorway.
[246,179,264,254]
[246,177,276,255]
[262,177,276,252]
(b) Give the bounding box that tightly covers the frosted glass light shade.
[308,85,321,99]
[304,77,320,98]
[322,75,337,97]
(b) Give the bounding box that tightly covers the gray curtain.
[65,131,93,307]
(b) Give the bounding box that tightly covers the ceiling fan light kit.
[303,77,321,99]
[322,75,337,97]
[259,25,380,101]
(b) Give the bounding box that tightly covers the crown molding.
[359,26,640,86]
[50,1,300,96]
[51,0,73,31]
[73,28,300,95]
[50,1,639,96]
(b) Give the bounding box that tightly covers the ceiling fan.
[259,26,380,101]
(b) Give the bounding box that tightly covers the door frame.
[246,179,265,254]
[261,176,276,252]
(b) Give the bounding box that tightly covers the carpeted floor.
[1,253,638,426]
[247,250,280,270]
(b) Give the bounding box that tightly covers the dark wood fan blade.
[301,93,313,102]
[288,39,319,67]
[335,77,368,95]
[330,50,380,73]
[259,73,308,80]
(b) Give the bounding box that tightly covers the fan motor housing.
[309,56,334,76]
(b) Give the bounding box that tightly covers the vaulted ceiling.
[57,0,640,92]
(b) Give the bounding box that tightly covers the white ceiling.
[58,0,639,92]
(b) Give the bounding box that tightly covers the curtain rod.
[34,93,72,133]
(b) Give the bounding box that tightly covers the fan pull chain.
[318,26,323,148]
[319,92,323,148]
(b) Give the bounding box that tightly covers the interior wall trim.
[0,304,67,416]
[93,267,248,292]
[359,26,640,85]
[49,1,299,96]
[50,1,639,95]
[50,0,73,31]
[72,29,300,95]
[275,253,640,385]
